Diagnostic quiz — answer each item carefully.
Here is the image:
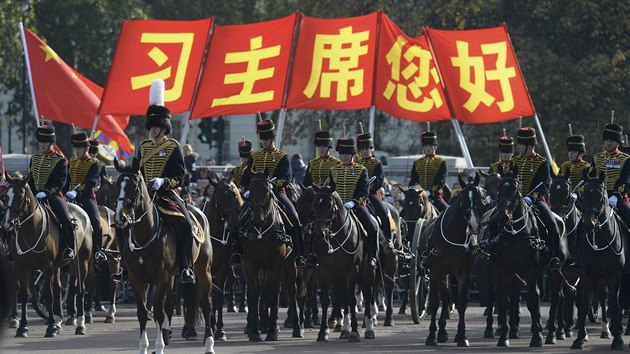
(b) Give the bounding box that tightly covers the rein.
[14,203,49,256]
[585,207,622,255]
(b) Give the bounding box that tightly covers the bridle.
[313,191,358,255]
[116,173,155,225]
[497,180,534,236]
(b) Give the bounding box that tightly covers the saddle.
[42,202,78,231]
[153,197,205,244]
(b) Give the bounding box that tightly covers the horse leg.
[286,260,303,338]
[546,271,560,344]
[129,278,149,354]
[200,281,215,354]
[350,275,363,342]
[263,268,281,341]
[526,272,543,347]
[75,259,89,335]
[571,276,591,349]
[508,279,521,339]
[556,288,566,340]
[65,270,77,326]
[484,267,495,338]
[105,260,118,324]
[310,274,320,326]
[15,274,29,337]
[151,280,168,354]
[424,275,440,346]
[317,282,330,342]
[608,273,624,350]
[495,270,510,347]
[383,255,395,326]
[47,269,64,338]
[564,282,576,338]
[361,268,375,341]
[437,279,450,344]
[600,282,611,339]
[245,267,262,342]
[454,271,471,347]
[211,266,227,341]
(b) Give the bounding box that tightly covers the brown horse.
[3,175,91,337]
[242,171,302,341]
[113,158,214,354]
[201,172,243,341]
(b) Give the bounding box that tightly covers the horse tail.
[181,283,201,328]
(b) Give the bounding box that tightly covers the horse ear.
[132,157,140,172]
[4,171,12,184]
[18,174,30,187]
[114,158,123,172]
[227,173,234,184]
[458,173,466,188]
[478,169,489,179]
[208,171,219,187]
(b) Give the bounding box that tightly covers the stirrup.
[295,255,306,269]
[180,268,196,284]
[63,248,75,263]
[112,268,127,283]
[229,253,242,266]
[94,251,107,264]
[305,253,319,269]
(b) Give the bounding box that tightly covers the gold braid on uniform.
[331,163,366,203]
[140,138,179,188]
[593,150,630,193]
[490,161,511,175]
[414,155,444,192]
[512,154,546,197]
[233,163,246,189]
[308,156,340,187]
[251,148,287,185]
[69,157,97,191]
[559,160,591,191]
[30,151,65,194]
[359,157,380,178]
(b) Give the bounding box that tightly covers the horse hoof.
[283,317,292,328]
[312,317,320,326]
[184,327,197,341]
[364,329,375,339]
[340,330,350,339]
[425,336,437,346]
[483,329,495,339]
[316,331,329,342]
[349,331,361,342]
[601,331,611,339]
[384,318,393,327]
[457,338,470,347]
[75,326,86,335]
[398,306,407,315]
[557,332,566,340]
[15,326,28,337]
[9,318,19,329]
[611,338,624,350]
[292,328,304,338]
[227,303,236,313]
[509,330,520,339]
[66,317,77,326]
[265,332,278,341]
[238,304,248,313]
[334,324,342,333]
[437,330,448,343]
[304,319,314,328]
[530,337,543,347]
[565,329,573,338]
[571,339,584,349]
[215,329,227,342]
[497,338,510,347]
[248,332,262,342]
[545,334,556,345]
[95,305,106,312]
[45,325,60,338]
[243,326,250,335]
[104,316,115,324]
[85,315,93,324]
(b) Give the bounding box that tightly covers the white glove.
[65,190,78,200]
[571,193,578,201]
[343,201,356,209]
[149,177,165,191]
[35,192,47,200]
[425,190,432,197]
[243,190,250,199]
[485,195,492,204]
[523,196,533,205]
[608,195,618,207]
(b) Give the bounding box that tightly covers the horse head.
[295,184,316,225]
[208,172,243,231]
[96,175,117,210]
[496,172,525,230]
[113,157,147,228]
[549,174,573,217]
[2,175,33,232]
[481,170,502,203]
[581,170,608,234]
[398,184,431,221]
[248,170,275,229]
[455,174,484,235]
[311,185,342,238]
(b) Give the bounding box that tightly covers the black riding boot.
[306,234,319,269]
[61,227,76,264]
[178,235,195,284]
[367,233,378,269]
[93,226,106,264]
[292,226,306,268]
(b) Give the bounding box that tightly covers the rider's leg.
[171,197,196,284]
[534,200,561,270]
[81,197,106,263]
[431,194,448,213]
[354,204,379,269]
[275,192,305,268]
[49,195,76,262]
[614,196,630,229]
[111,227,127,282]
[370,195,393,245]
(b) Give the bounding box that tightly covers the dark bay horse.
[421,175,484,347]
[202,173,243,341]
[570,173,630,350]
[113,158,215,354]
[242,171,302,341]
[311,186,373,342]
[3,175,91,337]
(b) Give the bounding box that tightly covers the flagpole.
[19,22,40,127]
[450,119,474,168]
[180,112,192,145]
[368,106,375,135]
[276,11,302,149]
[533,113,553,163]
[367,11,382,137]
[90,114,100,136]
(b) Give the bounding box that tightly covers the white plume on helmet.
[149,78,165,107]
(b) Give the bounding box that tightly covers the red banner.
[191,14,297,118]
[425,25,535,123]
[99,19,212,115]
[23,27,133,157]
[285,12,378,110]
[374,15,451,121]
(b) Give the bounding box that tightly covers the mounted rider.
[66,131,106,264]
[357,131,393,246]
[511,127,562,270]
[488,132,514,175]
[329,137,378,269]
[138,79,195,284]
[303,129,341,267]
[593,123,630,227]
[237,119,306,268]
[559,134,590,201]
[232,139,253,192]
[28,124,75,263]
[409,131,448,212]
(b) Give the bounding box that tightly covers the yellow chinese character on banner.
[212,36,281,107]
[451,41,517,113]
[383,36,443,112]
[130,33,195,102]
[304,26,369,102]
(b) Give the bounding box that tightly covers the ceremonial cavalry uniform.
[488,135,514,175]
[330,138,378,268]
[28,125,75,262]
[88,138,108,179]
[240,119,306,267]
[559,135,590,192]
[511,127,562,268]
[357,132,393,243]
[66,131,106,263]
[138,79,195,284]
[232,140,253,191]
[409,131,448,211]
[303,131,341,188]
[593,123,630,226]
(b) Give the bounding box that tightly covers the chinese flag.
[22,27,133,157]
[374,15,450,122]
[99,19,213,116]
[425,25,534,124]
[191,14,297,118]
[285,12,378,110]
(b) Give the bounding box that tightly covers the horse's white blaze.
[115,178,128,223]
[139,330,149,354]
[155,323,165,354]
[342,312,350,332]
[205,335,215,354]
[3,188,14,229]
[365,315,374,332]
[468,191,480,232]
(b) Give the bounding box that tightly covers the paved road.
[1,301,627,353]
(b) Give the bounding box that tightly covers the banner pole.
[276,108,287,148]
[369,106,375,135]
[276,11,302,150]
[450,119,474,168]
[180,112,191,145]
[533,113,553,163]
[19,22,40,127]
[90,114,100,137]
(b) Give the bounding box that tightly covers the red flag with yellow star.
[22,27,133,157]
